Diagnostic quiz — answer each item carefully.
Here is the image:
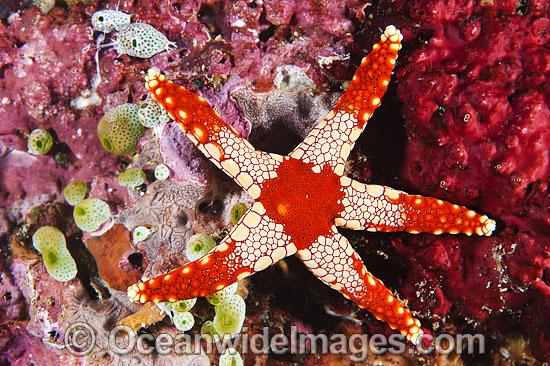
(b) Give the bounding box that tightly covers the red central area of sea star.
[257,157,345,249]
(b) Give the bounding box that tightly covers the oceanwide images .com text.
[65,322,485,361]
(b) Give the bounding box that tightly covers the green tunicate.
[73,198,110,232]
[32,226,77,282]
[213,295,246,339]
[206,282,239,306]
[118,167,146,187]
[63,180,88,206]
[132,226,151,244]
[154,163,170,180]
[138,99,170,128]
[172,298,197,313]
[54,152,67,165]
[219,348,244,366]
[97,104,144,155]
[186,234,216,262]
[230,203,248,225]
[200,320,220,342]
[173,311,195,332]
[28,129,53,155]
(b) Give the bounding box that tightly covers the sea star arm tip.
[145,69,282,199]
[291,25,402,174]
[127,238,248,303]
[127,206,296,303]
[336,180,496,236]
[297,228,424,344]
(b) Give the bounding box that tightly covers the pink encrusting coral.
[0,6,132,220]
[377,0,550,361]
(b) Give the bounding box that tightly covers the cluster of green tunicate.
[186,234,216,262]
[206,282,238,306]
[230,203,248,225]
[118,167,146,187]
[28,129,53,155]
[213,295,246,339]
[132,226,151,244]
[158,285,246,341]
[158,297,198,333]
[97,104,144,155]
[73,198,110,232]
[154,163,170,180]
[32,226,77,282]
[138,98,170,128]
[219,348,244,366]
[157,233,247,349]
[63,180,88,206]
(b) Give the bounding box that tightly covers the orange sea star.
[127,26,496,343]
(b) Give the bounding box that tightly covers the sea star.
[127,26,496,343]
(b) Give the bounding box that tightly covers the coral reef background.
[0,0,549,364]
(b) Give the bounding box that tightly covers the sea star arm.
[290,25,402,175]
[335,177,496,236]
[127,202,297,303]
[145,69,283,199]
[297,226,423,344]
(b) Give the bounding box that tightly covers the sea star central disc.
[258,157,345,248]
